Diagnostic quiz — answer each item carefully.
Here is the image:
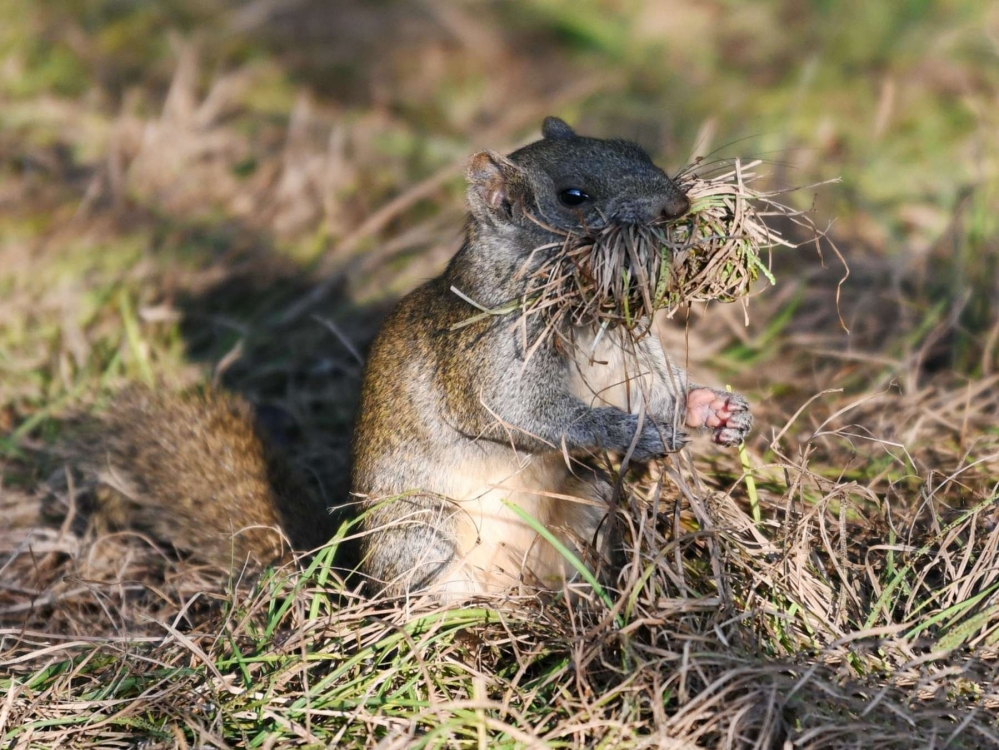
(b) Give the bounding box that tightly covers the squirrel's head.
[466,117,690,241]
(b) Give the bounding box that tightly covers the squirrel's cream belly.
[570,323,688,417]
[433,449,604,595]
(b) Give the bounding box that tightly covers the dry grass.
[4,395,999,746]
[2,0,999,747]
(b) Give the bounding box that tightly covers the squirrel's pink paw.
[685,388,753,447]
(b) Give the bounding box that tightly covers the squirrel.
[79,117,752,597]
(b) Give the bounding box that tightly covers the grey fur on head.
[466,117,690,237]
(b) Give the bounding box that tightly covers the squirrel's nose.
[661,191,690,220]
[610,179,690,224]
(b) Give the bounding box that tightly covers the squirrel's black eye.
[558,188,590,207]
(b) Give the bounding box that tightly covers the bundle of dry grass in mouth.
[520,159,827,337]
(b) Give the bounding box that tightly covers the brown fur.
[79,388,328,571]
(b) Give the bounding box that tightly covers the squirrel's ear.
[467,151,520,217]
[542,117,575,140]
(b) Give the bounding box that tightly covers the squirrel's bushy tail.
[77,388,330,571]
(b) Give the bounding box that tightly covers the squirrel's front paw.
[685,388,753,447]
[595,407,687,461]
[629,416,688,461]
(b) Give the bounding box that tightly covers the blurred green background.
[1,0,997,462]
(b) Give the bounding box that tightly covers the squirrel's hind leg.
[360,493,466,598]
